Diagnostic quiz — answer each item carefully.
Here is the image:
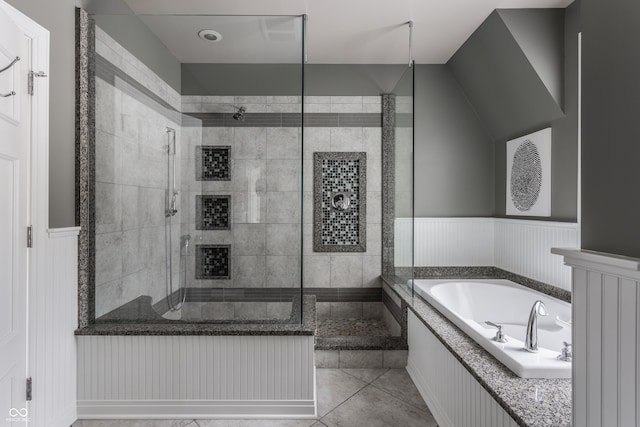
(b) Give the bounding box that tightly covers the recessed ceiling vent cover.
[198,29,222,42]
[259,17,301,42]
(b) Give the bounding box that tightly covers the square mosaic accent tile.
[313,152,367,252]
[195,244,231,280]
[322,160,360,245]
[196,195,231,230]
[196,145,231,181]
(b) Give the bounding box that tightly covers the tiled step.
[315,349,408,368]
[314,317,408,368]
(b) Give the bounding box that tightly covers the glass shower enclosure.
[90,13,305,324]
[382,63,414,292]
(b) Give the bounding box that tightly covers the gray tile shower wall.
[182,96,383,305]
[302,102,383,291]
[93,26,182,318]
[181,120,302,294]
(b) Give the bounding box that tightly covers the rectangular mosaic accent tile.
[196,195,231,230]
[313,152,367,252]
[195,244,231,280]
[196,145,231,181]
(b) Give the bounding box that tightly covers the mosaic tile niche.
[196,145,231,181]
[313,152,367,252]
[196,195,231,230]
[196,244,231,280]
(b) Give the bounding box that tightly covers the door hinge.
[26,377,32,401]
[27,225,32,248]
[28,71,47,96]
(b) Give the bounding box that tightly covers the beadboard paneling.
[411,217,495,267]
[77,335,315,418]
[398,217,578,290]
[554,249,640,426]
[494,219,578,291]
[406,312,518,427]
[580,271,639,427]
[29,228,80,427]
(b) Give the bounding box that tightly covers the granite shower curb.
[76,295,316,336]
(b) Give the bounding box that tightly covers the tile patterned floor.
[73,368,437,427]
[316,319,392,337]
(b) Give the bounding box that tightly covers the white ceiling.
[138,15,303,63]
[122,0,573,64]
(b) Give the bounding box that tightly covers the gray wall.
[494,3,580,220]
[444,6,579,221]
[413,65,495,217]
[581,0,640,257]
[182,64,407,96]
[83,0,181,91]
[6,0,80,228]
[92,14,181,92]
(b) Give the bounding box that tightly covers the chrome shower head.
[233,106,246,121]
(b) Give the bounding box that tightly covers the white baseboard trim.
[77,399,317,419]
[406,360,453,427]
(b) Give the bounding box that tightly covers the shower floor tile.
[316,319,392,337]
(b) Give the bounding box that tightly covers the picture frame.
[506,128,551,217]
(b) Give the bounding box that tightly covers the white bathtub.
[410,279,571,378]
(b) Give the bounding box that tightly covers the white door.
[0,4,30,426]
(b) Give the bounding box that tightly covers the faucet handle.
[485,321,508,343]
[557,341,573,362]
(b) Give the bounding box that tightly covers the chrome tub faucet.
[524,300,548,353]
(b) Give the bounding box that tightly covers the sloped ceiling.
[447,9,565,141]
[499,9,565,105]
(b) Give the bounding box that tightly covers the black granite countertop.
[384,279,571,427]
[75,295,316,336]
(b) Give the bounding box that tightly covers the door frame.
[0,1,50,423]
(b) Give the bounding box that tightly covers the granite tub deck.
[384,279,571,427]
[75,295,316,336]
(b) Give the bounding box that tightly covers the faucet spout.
[524,300,548,353]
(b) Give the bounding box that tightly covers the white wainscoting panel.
[408,217,495,267]
[77,335,316,419]
[406,312,518,427]
[553,249,640,427]
[494,219,579,291]
[400,217,579,290]
[28,227,80,427]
